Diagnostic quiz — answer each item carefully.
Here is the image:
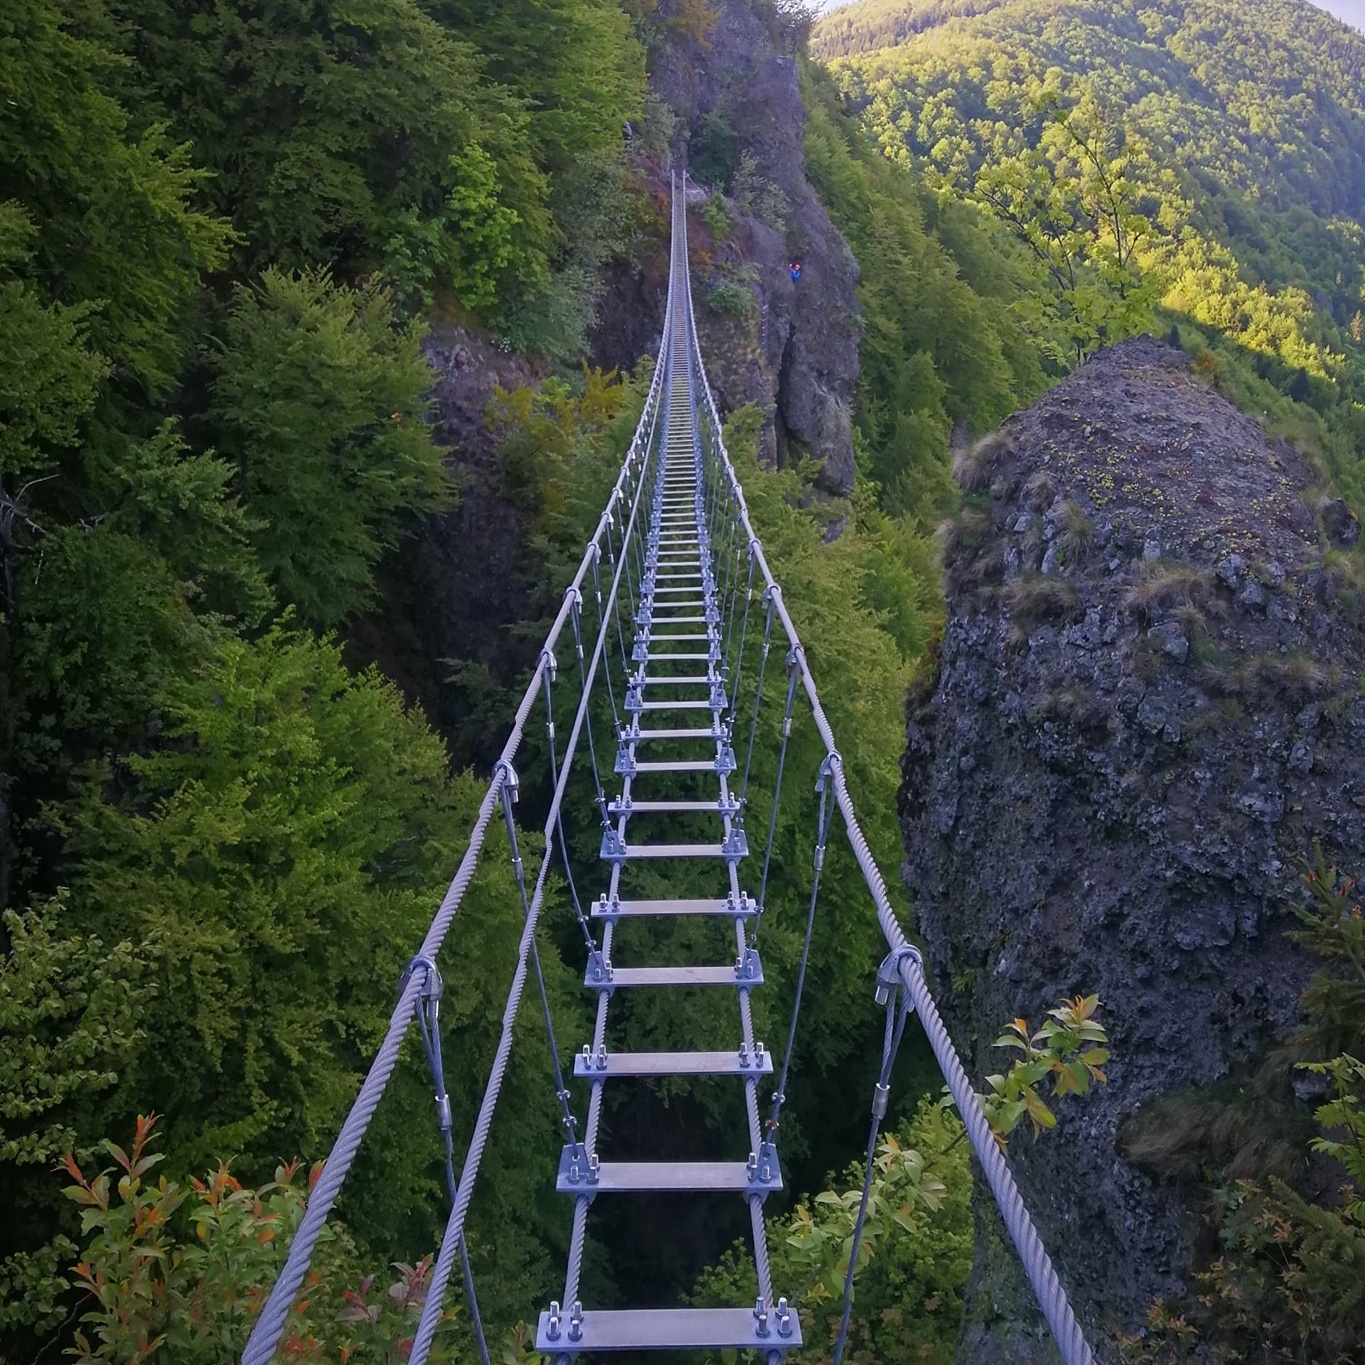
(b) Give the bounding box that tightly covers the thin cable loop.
[765,759,836,1134]
[832,982,913,1365]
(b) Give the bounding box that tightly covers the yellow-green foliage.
[692,1096,974,1365]
[817,0,1365,509]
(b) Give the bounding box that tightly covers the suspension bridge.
[241,175,1098,1365]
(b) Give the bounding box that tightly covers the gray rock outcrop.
[593,0,861,494]
[899,337,1365,1360]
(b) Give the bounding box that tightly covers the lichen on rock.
[900,336,1365,1359]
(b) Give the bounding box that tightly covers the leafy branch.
[979,994,1110,1146]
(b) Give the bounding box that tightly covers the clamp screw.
[753,1297,770,1338]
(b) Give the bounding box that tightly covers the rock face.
[899,337,1365,1360]
[593,0,861,494]
[347,322,546,765]
[374,1,863,753]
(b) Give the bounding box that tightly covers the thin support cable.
[764,757,836,1133]
[754,655,800,915]
[405,955,493,1365]
[716,492,742,680]
[570,597,610,827]
[598,519,629,737]
[498,773,583,1161]
[739,590,777,809]
[832,964,914,1365]
[725,548,758,737]
[540,655,596,953]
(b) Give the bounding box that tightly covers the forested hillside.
[0,0,648,1349]
[0,0,1026,1357]
[816,0,1365,510]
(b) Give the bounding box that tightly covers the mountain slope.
[813,0,1365,508]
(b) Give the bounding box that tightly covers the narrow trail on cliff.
[238,176,1097,1365]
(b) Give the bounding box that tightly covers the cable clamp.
[816,750,841,793]
[494,760,520,803]
[875,945,922,1007]
[541,648,557,682]
[401,954,443,1002]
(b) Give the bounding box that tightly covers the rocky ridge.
[374,0,863,753]
[900,337,1365,1360]
[595,0,861,494]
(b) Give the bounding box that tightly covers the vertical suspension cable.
[739,591,778,809]
[832,980,914,1365]
[498,778,584,1161]
[540,657,597,953]
[754,656,800,915]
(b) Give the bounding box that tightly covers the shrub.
[706,278,756,317]
[48,1115,479,1364]
[1124,561,1214,622]
[1056,499,1094,563]
[1004,572,1082,625]
[952,431,1010,492]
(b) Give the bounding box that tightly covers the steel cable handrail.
[241,274,675,1365]
[674,172,1097,1365]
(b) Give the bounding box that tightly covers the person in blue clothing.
[789,260,802,282]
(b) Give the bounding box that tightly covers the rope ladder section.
[240,172,1098,1365]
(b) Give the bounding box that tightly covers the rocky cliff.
[899,337,1365,1360]
[371,0,863,753]
[594,0,861,495]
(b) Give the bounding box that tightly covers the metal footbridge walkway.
[242,175,1098,1365]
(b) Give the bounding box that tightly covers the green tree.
[0,206,107,483]
[45,624,571,1302]
[0,0,229,396]
[107,0,554,308]
[0,900,152,1338]
[212,268,453,629]
[51,627,471,1168]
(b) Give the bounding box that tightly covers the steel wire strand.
[753,660,800,926]
[405,386,657,1365]
[569,597,611,826]
[408,960,494,1365]
[540,662,596,952]
[242,336,669,1365]
[739,594,777,808]
[832,987,913,1365]
[766,762,835,1130]
[498,784,583,1159]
